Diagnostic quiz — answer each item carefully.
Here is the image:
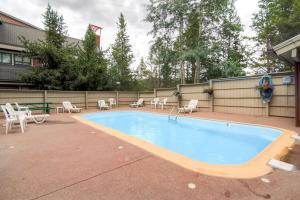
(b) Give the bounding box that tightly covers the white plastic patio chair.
[62,101,82,113]
[108,98,117,108]
[98,100,110,110]
[178,99,198,114]
[159,98,168,110]
[15,102,29,111]
[130,98,144,108]
[150,98,160,109]
[1,105,25,134]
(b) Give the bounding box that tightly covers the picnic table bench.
[18,102,53,114]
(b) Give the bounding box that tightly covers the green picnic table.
[18,102,53,114]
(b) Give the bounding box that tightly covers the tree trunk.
[179,16,185,85]
[180,62,185,84]
[194,59,200,83]
[191,61,196,82]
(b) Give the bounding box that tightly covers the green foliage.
[132,57,155,90]
[252,0,300,72]
[149,37,176,87]
[73,27,108,90]
[21,5,108,90]
[146,0,247,86]
[43,4,67,48]
[109,13,134,90]
[21,4,75,90]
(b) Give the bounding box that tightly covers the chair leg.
[5,121,9,135]
[8,121,12,131]
[20,119,25,133]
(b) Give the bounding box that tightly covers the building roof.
[273,34,300,64]
[0,10,41,30]
[0,23,81,48]
[0,10,81,49]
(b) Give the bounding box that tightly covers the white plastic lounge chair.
[150,98,160,109]
[15,102,29,111]
[62,101,82,113]
[130,98,144,108]
[159,98,168,110]
[1,105,25,134]
[7,103,49,124]
[25,111,50,124]
[178,99,198,114]
[98,100,110,110]
[108,98,117,108]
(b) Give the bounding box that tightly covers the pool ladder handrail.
[168,106,179,122]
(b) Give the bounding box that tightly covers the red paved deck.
[1,107,300,200]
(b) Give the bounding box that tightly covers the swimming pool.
[76,111,294,178]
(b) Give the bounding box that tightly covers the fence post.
[265,102,270,117]
[116,91,119,107]
[44,90,48,113]
[154,88,157,97]
[177,84,181,107]
[209,80,214,112]
[44,90,47,103]
[85,91,88,109]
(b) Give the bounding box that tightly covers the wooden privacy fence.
[0,90,138,111]
[0,72,295,117]
[178,72,295,118]
[139,87,178,107]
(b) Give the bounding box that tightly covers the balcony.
[0,65,28,81]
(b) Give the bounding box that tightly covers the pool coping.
[72,110,296,179]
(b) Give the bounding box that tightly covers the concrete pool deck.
[1,107,300,200]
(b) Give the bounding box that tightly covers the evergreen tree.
[135,57,150,80]
[21,4,76,89]
[43,4,67,49]
[109,13,134,90]
[133,57,154,90]
[74,26,108,90]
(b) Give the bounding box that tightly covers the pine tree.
[43,4,67,49]
[74,26,108,90]
[20,4,74,89]
[109,13,134,90]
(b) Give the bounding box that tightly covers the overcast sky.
[1,0,258,69]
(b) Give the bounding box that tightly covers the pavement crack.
[28,154,153,200]
[238,180,271,199]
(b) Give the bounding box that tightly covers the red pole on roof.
[89,24,103,48]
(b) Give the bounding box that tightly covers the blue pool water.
[81,111,282,165]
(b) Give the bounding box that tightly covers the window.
[14,54,31,66]
[23,57,31,65]
[14,55,23,65]
[0,52,12,64]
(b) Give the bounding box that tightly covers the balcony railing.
[0,65,28,81]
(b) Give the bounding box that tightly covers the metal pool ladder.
[168,106,179,122]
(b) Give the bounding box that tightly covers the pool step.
[268,159,296,172]
[291,134,300,141]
